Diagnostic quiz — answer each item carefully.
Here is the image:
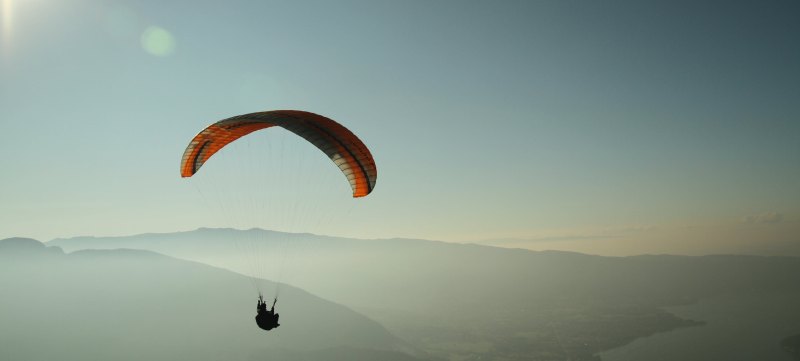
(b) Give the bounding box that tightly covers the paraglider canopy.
[180,110,377,197]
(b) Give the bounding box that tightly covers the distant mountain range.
[50,228,800,311]
[0,237,424,361]
[48,228,800,360]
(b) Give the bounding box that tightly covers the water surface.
[599,292,800,361]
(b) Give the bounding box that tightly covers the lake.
[599,292,800,361]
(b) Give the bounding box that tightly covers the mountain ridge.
[43,229,800,361]
[0,236,426,361]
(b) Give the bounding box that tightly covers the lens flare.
[140,25,175,57]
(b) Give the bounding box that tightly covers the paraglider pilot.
[255,293,280,331]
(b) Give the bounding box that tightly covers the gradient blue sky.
[1,0,798,255]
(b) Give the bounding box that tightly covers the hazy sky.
[1,0,798,255]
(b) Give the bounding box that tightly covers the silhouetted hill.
[0,237,63,256]
[0,238,425,361]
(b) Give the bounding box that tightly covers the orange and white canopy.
[180,110,377,197]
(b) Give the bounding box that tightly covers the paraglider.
[180,110,377,332]
[255,294,280,331]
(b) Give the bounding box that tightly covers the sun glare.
[1,0,12,50]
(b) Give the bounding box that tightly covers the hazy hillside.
[47,229,800,360]
[50,228,800,310]
[0,237,424,361]
[50,229,800,360]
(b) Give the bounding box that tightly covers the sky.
[1,0,798,256]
